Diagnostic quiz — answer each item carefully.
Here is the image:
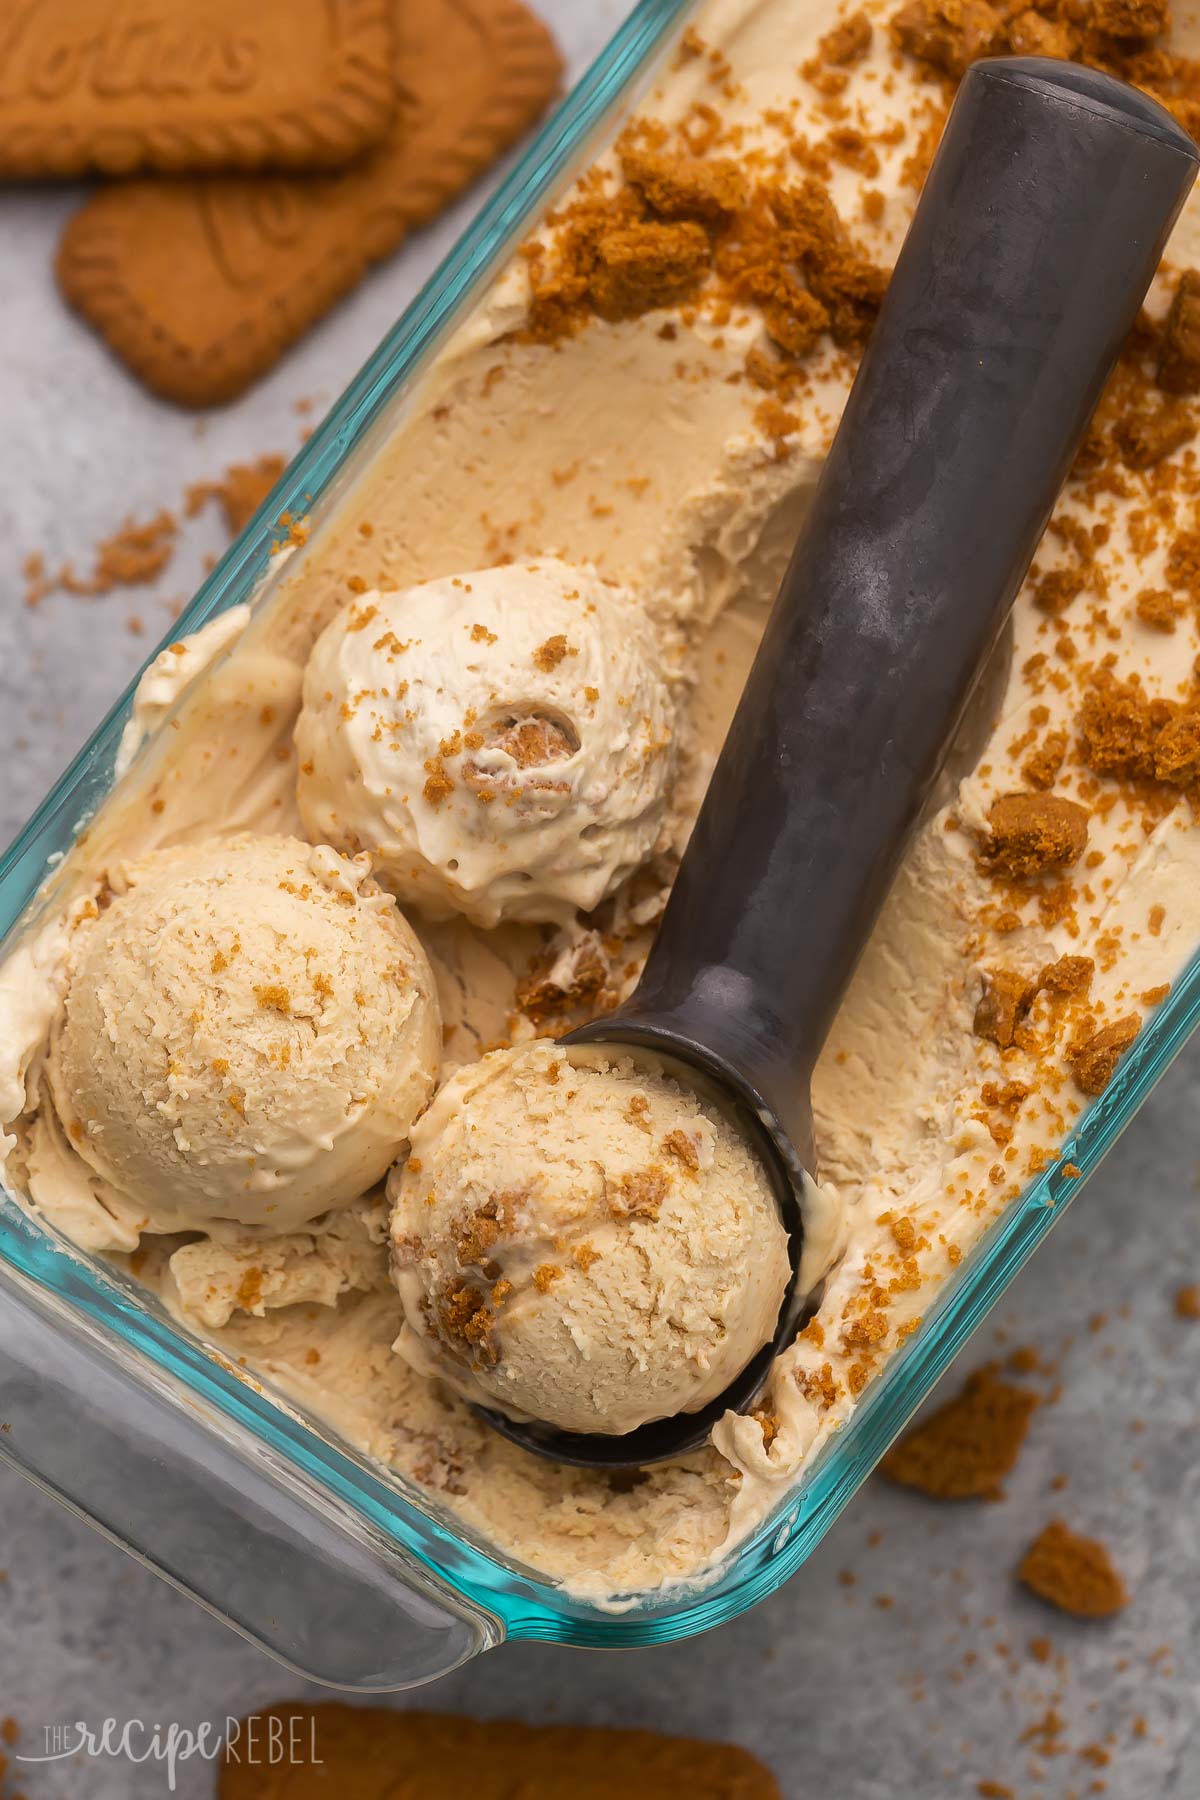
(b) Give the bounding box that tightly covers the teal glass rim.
[3,0,1200,1654]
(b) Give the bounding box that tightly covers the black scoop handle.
[592,60,1197,1172]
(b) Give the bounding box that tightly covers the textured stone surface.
[1,4,1199,1795]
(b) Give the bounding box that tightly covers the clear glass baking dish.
[3,0,1200,1690]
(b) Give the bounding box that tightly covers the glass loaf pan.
[2,0,1199,1688]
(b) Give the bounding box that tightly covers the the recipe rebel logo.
[17,1712,322,1790]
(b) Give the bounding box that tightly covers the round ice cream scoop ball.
[49,834,441,1233]
[389,1041,791,1438]
[404,63,1196,1468]
[293,559,678,928]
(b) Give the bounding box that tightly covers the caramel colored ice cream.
[390,1040,789,1435]
[294,560,678,926]
[46,835,440,1232]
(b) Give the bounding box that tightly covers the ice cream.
[46,835,440,1232]
[294,560,679,926]
[390,1040,790,1435]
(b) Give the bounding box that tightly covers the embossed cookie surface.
[218,1705,783,1799]
[55,0,563,408]
[0,0,396,177]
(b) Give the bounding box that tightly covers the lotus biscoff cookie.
[219,1705,783,1800]
[0,0,397,178]
[55,0,563,408]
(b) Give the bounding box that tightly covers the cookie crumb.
[1159,269,1200,394]
[881,1366,1038,1500]
[1018,1520,1128,1617]
[186,454,286,537]
[620,147,747,222]
[1114,403,1196,470]
[1038,954,1094,998]
[981,793,1089,877]
[890,0,1005,75]
[589,220,711,321]
[1068,1015,1141,1096]
[974,969,1035,1048]
[1092,0,1169,38]
[820,9,874,63]
[532,634,575,672]
[662,1128,700,1171]
[1135,587,1182,632]
[1022,729,1068,790]
[610,1168,670,1221]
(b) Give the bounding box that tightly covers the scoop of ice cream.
[47,834,440,1233]
[294,559,678,927]
[389,1040,789,1436]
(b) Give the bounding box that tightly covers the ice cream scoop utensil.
[488,60,1198,1467]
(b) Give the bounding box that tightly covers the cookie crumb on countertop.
[1174,1283,1200,1319]
[1018,1520,1128,1618]
[881,1366,1038,1500]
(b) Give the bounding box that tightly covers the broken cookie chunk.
[974,969,1036,1048]
[1068,1015,1141,1096]
[1158,269,1200,395]
[1018,1520,1128,1618]
[981,793,1089,878]
[889,0,1006,74]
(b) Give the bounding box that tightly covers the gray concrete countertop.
[1,5,1198,1794]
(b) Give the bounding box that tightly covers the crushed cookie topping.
[253,983,291,1014]
[1068,1013,1141,1095]
[513,931,621,1033]
[609,1167,670,1220]
[980,793,1090,877]
[1021,728,1068,791]
[532,634,575,672]
[344,602,379,633]
[454,1199,502,1268]
[1158,267,1200,393]
[890,0,1007,78]
[621,146,747,221]
[1032,565,1088,616]
[751,1405,781,1448]
[1078,670,1200,793]
[974,969,1036,1049]
[521,129,886,404]
[662,1127,700,1171]
[1038,954,1095,998]
[439,1281,498,1366]
[1134,586,1182,630]
[484,715,577,769]
[881,1365,1038,1499]
[422,758,455,807]
[817,8,874,65]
